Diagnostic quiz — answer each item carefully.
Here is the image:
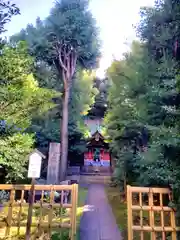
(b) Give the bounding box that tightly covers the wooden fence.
[127,185,180,240]
[0,184,78,240]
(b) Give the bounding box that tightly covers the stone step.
[66,174,112,184]
[80,175,111,184]
[81,165,112,174]
[67,166,80,175]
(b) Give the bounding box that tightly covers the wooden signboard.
[28,152,42,179]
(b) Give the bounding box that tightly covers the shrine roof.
[86,130,109,148]
[91,130,104,140]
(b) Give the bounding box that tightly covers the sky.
[6,0,155,78]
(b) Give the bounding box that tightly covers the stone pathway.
[79,184,122,240]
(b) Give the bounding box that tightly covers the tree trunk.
[59,87,70,181]
[56,45,77,181]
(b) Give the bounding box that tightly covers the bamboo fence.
[127,185,180,240]
[0,184,78,240]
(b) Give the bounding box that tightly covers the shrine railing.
[127,185,180,240]
[0,184,78,240]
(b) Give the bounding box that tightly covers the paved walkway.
[79,184,122,240]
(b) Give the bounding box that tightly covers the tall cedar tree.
[11,0,100,180]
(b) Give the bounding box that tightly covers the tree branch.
[55,41,77,89]
[56,42,68,72]
[62,69,68,91]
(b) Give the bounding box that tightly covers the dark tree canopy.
[11,0,101,71]
[105,0,180,214]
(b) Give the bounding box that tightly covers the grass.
[0,187,88,240]
[106,186,128,238]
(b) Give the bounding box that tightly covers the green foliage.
[31,69,98,156]
[0,1,20,44]
[11,0,100,70]
[0,41,57,182]
[105,0,180,215]
[68,70,98,154]
[47,0,100,67]
[0,42,56,129]
[88,77,109,118]
[0,133,34,182]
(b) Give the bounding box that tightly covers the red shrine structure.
[83,130,111,173]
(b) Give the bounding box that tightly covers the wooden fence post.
[26,178,35,240]
[70,184,75,240]
[70,184,78,240]
[149,188,156,240]
[74,184,78,235]
[5,189,15,237]
[127,185,133,240]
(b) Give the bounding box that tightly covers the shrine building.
[82,118,111,173]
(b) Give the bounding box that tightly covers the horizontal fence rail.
[0,184,78,240]
[127,185,180,240]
